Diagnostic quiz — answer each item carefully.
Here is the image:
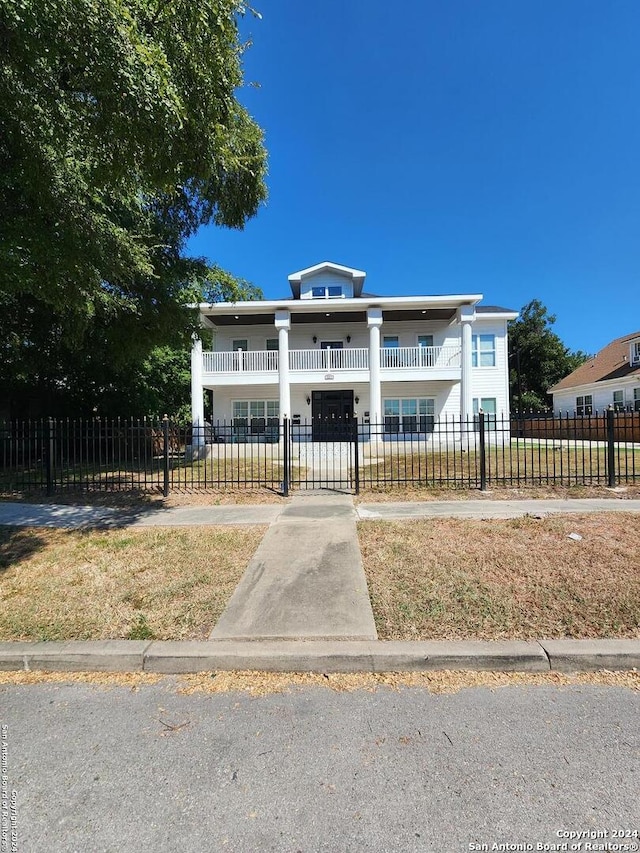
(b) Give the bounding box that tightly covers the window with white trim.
[383,398,435,433]
[311,285,343,298]
[631,341,640,365]
[471,334,496,367]
[417,335,433,348]
[232,400,279,437]
[634,388,640,412]
[613,390,625,412]
[266,338,279,351]
[576,395,593,415]
[473,397,497,429]
[232,339,248,351]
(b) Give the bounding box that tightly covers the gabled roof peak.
[288,261,367,298]
[287,261,366,283]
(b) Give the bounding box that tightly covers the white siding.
[299,271,354,299]
[554,379,640,414]
[470,319,510,415]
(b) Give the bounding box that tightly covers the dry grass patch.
[2,670,638,694]
[356,483,640,503]
[358,513,640,640]
[0,525,265,641]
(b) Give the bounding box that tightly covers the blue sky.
[187,0,640,355]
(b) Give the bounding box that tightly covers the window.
[634,388,640,412]
[632,341,640,365]
[233,400,279,440]
[473,398,497,429]
[232,339,248,351]
[266,338,279,351]
[576,395,593,415]
[311,285,343,298]
[417,335,433,348]
[472,334,496,367]
[613,390,625,412]
[383,336,399,348]
[383,398,435,433]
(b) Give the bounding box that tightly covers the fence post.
[45,417,55,496]
[478,410,487,491]
[606,406,616,488]
[353,416,360,495]
[162,414,170,498]
[282,417,289,497]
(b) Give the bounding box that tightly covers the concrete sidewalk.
[1,497,639,529]
[210,494,377,641]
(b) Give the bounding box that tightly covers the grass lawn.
[0,525,265,641]
[358,513,640,641]
[358,445,640,488]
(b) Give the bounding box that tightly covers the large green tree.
[0,265,262,418]
[508,300,589,412]
[0,0,266,356]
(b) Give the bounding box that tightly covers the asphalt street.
[1,680,638,852]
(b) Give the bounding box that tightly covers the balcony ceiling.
[206,308,457,327]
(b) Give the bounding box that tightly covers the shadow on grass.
[0,527,50,573]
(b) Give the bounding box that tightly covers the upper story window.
[311,285,343,299]
[631,340,640,365]
[383,335,399,348]
[635,388,640,412]
[417,335,434,348]
[232,338,248,351]
[472,334,496,367]
[266,338,279,351]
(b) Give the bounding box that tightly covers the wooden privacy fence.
[512,411,640,443]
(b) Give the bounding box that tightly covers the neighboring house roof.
[550,330,640,392]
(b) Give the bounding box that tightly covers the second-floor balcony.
[202,345,462,383]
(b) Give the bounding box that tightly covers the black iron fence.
[1,411,638,497]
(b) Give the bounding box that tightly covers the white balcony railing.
[202,350,279,373]
[380,345,461,369]
[289,348,369,372]
[202,345,461,375]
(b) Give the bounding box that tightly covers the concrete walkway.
[1,497,639,529]
[210,494,377,641]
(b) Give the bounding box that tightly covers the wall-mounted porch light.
[306,396,311,405]
[312,336,317,344]
[346,335,351,343]
[355,396,360,404]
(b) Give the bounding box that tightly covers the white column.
[190,335,205,446]
[367,307,383,425]
[275,309,291,420]
[457,306,476,425]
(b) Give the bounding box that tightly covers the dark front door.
[312,390,355,441]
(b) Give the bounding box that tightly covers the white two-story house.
[190,262,518,443]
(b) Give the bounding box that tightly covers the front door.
[312,390,355,441]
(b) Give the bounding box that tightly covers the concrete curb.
[0,638,638,674]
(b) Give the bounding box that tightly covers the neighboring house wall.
[553,380,640,414]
